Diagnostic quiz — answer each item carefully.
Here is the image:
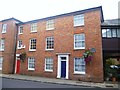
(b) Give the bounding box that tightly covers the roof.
[1,17,22,23]
[101,19,120,26]
[18,6,104,25]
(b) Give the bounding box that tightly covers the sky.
[0,0,119,22]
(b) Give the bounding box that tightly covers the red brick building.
[1,6,104,82]
[0,18,21,74]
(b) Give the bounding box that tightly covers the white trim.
[2,24,7,33]
[28,57,35,71]
[74,58,86,75]
[46,28,54,31]
[57,55,69,79]
[29,38,36,51]
[18,26,23,34]
[74,71,85,75]
[45,37,54,50]
[0,57,3,70]
[74,34,85,50]
[15,54,20,74]
[45,58,53,72]
[45,49,54,51]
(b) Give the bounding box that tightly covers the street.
[1,78,119,90]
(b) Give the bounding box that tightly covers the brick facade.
[1,6,104,82]
[0,18,21,74]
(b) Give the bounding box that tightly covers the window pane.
[0,57,3,70]
[74,34,85,49]
[74,58,85,73]
[112,29,117,37]
[107,29,112,38]
[45,58,53,71]
[74,14,84,26]
[30,39,36,50]
[117,29,120,37]
[46,37,54,50]
[102,29,107,37]
[19,26,23,34]
[0,39,5,51]
[31,23,37,32]
[2,24,7,33]
[28,57,35,70]
[46,20,54,30]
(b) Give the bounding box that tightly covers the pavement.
[0,74,119,88]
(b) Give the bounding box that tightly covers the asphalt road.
[1,78,119,90]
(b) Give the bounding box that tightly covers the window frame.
[46,37,54,50]
[117,29,120,38]
[28,57,35,70]
[74,57,85,74]
[45,57,53,72]
[17,40,22,49]
[74,34,85,50]
[0,39,5,51]
[0,57,3,70]
[29,38,36,51]
[19,26,23,34]
[74,14,84,27]
[46,20,55,30]
[31,23,37,33]
[2,24,7,33]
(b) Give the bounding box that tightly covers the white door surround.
[57,54,69,79]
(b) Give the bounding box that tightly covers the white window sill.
[2,32,6,34]
[74,24,84,27]
[30,31,37,33]
[17,48,22,50]
[46,28,54,30]
[74,47,85,50]
[45,49,54,51]
[45,70,53,72]
[18,33,23,35]
[74,72,85,75]
[28,68,35,71]
[0,50,4,51]
[29,49,36,52]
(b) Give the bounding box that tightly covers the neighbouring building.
[101,19,120,79]
[0,18,22,74]
[0,6,106,82]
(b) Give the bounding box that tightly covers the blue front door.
[61,61,66,78]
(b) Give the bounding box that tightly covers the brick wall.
[0,20,17,74]
[16,9,103,82]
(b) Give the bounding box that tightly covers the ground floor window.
[28,57,35,70]
[0,57,3,70]
[74,58,85,74]
[45,57,53,72]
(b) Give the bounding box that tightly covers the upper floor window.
[46,20,54,30]
[0,57,3,70]
[117,29,120,37]
[74,14,84,27]
[31,23,37,33]
[17,40,22,49]
[0,39,5,51]
[29,38,36,51]
[2,24,7,33]
[19,26,23,34]
[28,57,35,70]
[45,57,53,72]
[46,37,54,50]
[74,34,85,49]
[74,58,85,74]
[102,28,120,38]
